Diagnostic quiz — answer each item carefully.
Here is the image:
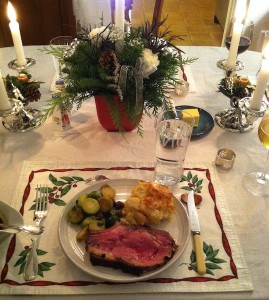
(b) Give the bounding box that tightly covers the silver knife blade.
[187,190,200,233]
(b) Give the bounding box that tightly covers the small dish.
[176,105,214,140]
[0,201,24,243]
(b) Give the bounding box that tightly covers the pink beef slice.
[85,222,178,275]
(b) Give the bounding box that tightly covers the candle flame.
[7,2,17,22]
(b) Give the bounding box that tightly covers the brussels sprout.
[88,219,105,231]
[67,205,84,224]
[99,197,113,213]
[87,190,102,200]
[81,197,100,214]
[81,216,95,227]
[76,225,89,241]
[101,185,116,199]
[77,194,88,208]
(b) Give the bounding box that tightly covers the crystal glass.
[243,111,269,196]
[49,36,73,80]
[155,109,194,186]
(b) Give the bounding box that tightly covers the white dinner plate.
[58,179,190,282]
[0,201,24,243]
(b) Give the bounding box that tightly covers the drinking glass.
[49,36,73,80]
[225,20,254,56]
[243,111,269,196]
[155,109,194,186]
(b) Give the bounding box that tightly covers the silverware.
[0,224,44,235]
[23,184,49,281]
[187,190,206,275]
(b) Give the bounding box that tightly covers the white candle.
[250,60,269,110]
[0,70,12,111]
[226,0,247,69]
[115,0,125,31]
[226,22,243,68]
[7,2,26,66]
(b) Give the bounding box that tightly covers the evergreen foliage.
[41,19,197,135]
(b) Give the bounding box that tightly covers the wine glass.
[243,111,269,196]
[225,20,254,57]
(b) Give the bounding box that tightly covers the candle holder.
[1,98,44,133]
[8,58,36,73]
[217,59,244,78]
[215,97,267,133]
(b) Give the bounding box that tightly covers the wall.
[247,0,269,52]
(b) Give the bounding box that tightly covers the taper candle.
[250,45,269,110]
[7,2,27,66]
[0,70,12,111]
[226,0,247,69]
[115,0,125,31]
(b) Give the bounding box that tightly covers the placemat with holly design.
[0,161,253,294]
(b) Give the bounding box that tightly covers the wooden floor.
[131,0,223,46]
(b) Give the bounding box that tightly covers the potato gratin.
[122,181,175,225]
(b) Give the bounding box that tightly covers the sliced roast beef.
[85,222,178,275]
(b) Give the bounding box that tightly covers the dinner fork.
[23,184,48,281]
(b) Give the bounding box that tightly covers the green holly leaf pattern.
[187,242,226,276]
[14,247,55,277]
[180,170,203,194]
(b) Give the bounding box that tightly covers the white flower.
[88,26,110,45]
[141,48,160,78]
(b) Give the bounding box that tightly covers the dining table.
[0,44,268,300]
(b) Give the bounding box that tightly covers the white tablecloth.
[0,46,268,300]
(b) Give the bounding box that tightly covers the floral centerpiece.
[42,19,196,135]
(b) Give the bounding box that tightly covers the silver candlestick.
[1,99,43,133]
[215,97,267,133]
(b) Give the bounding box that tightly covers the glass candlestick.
[8,58,36,73]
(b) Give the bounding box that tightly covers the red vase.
[94,95,140,132]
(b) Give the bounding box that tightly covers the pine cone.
[99,49,119,75]
[25,86,41,102]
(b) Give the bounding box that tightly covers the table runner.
[0,161,252,295]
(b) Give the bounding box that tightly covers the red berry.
[49,198,54,203]
[49,193,54,197]
[55,195,59,198]
[73,184,77,187]
[53,186,57,190]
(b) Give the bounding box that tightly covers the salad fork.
[23,184,48,281]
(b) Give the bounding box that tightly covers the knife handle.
[194,234,206,275]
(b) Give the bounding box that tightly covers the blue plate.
[176,105,214,140]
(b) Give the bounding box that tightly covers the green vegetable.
[67,205,84,224]
[87,190,102,200]
[101,185,116,199]
[99,197,114,213]
[77,194,88,208]
[81,197,100,214]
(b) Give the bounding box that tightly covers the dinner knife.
[187,190,206,275]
